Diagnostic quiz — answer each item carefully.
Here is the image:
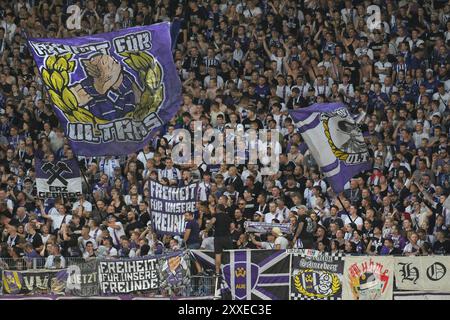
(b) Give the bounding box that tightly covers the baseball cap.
[432,112,442,118]
[255,211,264,217]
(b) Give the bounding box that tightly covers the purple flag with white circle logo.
[289,103,371,193]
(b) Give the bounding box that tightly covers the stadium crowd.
[0,0,450,271]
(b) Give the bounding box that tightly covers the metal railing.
[0,256,217,299]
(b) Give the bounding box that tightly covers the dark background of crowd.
[0,0,449,269]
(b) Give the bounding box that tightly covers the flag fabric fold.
[27,23,182,156]
[289,103,371,193]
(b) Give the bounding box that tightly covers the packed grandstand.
[0,0,449,300]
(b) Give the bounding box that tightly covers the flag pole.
[79,166,101,213]
[336,192,357,225]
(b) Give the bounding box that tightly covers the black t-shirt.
[369,236,384,254]
[22,152,34,170]
[432,240,450,255]
[185,219,200,244]
[125,221,144,237]
[243,200,257,220]
[342,60,360,85]
[242,117,264,130]
[230,229,241,248]
[214,212,231,237]
[184,6,208,25]
[314,236,330,249]
[297,215,313,239]
[233,217,246,234]
[138,212,150,227]
[369,41,384,57]
[199,211,213,231]
[284,186,301,199]
[323,216,344,229]
[27,232,43,249]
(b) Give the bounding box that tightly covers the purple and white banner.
[289,103,371,193]
[149,180,198,235]
[27,23,182,156]
[244,222,292,234]
[36,158,82,199]
[192,250,290,300]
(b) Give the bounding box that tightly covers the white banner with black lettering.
[149,180,198,235]
[35,158,82,199]
[395,256,450,291]
[98,257,159,294]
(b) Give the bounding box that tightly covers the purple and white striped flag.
[289,103,371,193]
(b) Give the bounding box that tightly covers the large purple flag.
[289,103,371,193]
[27,23,182,156]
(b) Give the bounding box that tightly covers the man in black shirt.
[292,205,314,249]
[232,208,246,234]
[125,211,143,237]
[183,211,201,249]
[212,204,232,275]
[432,230,450,255]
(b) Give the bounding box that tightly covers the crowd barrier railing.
[1,250,449,300]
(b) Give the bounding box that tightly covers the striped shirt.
[203,56,219,71]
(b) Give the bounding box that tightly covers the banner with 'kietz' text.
[149,180,198,235]
[27,23,182,156]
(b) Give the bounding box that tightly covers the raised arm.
[262,38,273,59]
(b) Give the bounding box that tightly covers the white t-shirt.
[342,214,363,228]
[243,6,262,18]
[137,151,154,166]
[78,236,98,252]
[338,83,355,98]
[432,92,449,112]
[4,198,13,212]
[260,241,275,249]
[106,246,118,258]
[275,207,289,223]
[314,84,331,97]
[49,208,72,231]
[124,194,142,205]
[264,212,276,223]
[108,222,125,246]
[374,60,392,83]
[291,83,311,97]
[270,54,283,74]
[89,228,102,244]
[72,200,93,213]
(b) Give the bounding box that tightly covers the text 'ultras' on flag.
[27,23,182,156]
